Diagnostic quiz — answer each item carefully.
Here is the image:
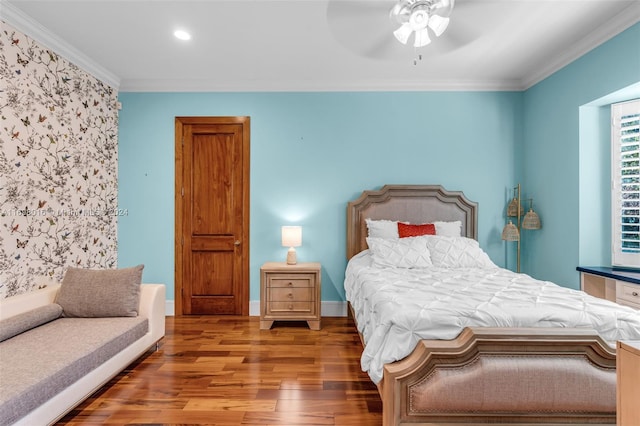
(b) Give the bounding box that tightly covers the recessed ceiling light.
[174,30,191,41]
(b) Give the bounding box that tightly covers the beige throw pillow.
[56,264,144,317]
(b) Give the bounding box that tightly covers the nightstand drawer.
[617,281,640,307]
[267,275,314,288]
[268,287,313,302]
[267,301,316,315]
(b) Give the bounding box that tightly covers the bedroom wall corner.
[0,20,119,298]
[522,22,640,289]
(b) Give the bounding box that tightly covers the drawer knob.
[633,291,639,297]
[288,304,293,310]
[288,293,293,299]
[288,282,293,287]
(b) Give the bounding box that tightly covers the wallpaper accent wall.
[0,21,119,298]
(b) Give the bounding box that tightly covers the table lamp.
[281,226,302,265]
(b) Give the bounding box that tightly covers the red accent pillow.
[397,222,436,238]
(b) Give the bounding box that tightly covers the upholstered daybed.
[0,266,165,426]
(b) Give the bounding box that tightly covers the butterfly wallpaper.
[0,21,119,298]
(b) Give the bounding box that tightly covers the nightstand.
[260,262,321,330]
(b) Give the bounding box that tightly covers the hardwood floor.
[58,316,382,425]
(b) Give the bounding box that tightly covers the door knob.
[234,240,241,246]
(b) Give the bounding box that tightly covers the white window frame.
[611,99,640,268]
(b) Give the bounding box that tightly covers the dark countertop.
[577,266,640,285]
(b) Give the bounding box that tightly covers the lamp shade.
[507,197,523,217]
[501,220,520,241]
[522,209,541,230]
[281,226,302,248]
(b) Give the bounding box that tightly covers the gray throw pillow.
[0,303,63,342]
[56,264,144,317]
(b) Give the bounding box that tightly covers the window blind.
[612,100,640,267]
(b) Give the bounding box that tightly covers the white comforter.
[345,251,640,384]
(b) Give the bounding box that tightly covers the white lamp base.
[286,247,297,265]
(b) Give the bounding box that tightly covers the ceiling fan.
[326,0,476,62]
[389,0,455,48]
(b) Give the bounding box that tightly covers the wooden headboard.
[346,185,478,259]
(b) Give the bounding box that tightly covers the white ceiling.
[2,0,639,92]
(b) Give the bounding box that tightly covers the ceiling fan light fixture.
[409,9,430,31]
[428,14,450,37]
[413,27,432,47]
[389,0,454,48]
[393,23,414,45]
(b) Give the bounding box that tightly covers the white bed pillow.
[365,218,399,239]
[433,221,462,237]
[422,235,497,268]
[366,237,433,269]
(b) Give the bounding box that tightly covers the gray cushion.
[0,316,148,425]
[56,265,144,317]
[0,304,63,342]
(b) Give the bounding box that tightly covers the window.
[612,100,640,267]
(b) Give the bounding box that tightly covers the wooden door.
[175,117,249,315]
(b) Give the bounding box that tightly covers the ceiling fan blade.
[326,0,402,60]
[363,32,412,60]
[393,23,413,44]
[327,0,394,25]
[424,0,486,53]
[413,27,431,47]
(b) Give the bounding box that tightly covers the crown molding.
[521,2,640,90]
[0,1,120,90]
[119,77,525,93]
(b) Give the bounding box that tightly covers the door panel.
[192,131,235,234]
[175,117,249,315]
[191,252,233,296]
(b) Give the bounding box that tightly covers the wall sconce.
[501,184,541,272]
[281,226,302,265]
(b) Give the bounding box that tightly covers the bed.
[345,184,640,426]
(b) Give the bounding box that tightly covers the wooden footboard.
[380,327,617,426]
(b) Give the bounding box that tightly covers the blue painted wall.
[522,23,640,288]
[119,23,640,302]
[118,92,522,302]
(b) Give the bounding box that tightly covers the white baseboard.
[166,300,347,317]
[165,300,175,316]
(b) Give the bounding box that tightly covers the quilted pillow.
[423,235,497,268]
[365,218,398,239]
[55,264,144,317]
[367,237,433,269]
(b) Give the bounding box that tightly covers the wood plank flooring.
[58,316,382,425]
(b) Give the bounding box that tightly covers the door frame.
[174,116,250,316]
